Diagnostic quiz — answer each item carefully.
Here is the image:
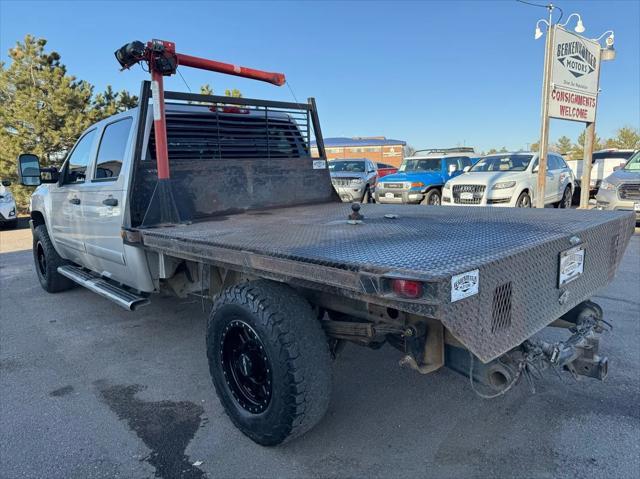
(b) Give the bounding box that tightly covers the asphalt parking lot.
[1,224,639,479]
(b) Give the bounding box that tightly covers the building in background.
[312,137,407,167]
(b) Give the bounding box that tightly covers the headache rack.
[129,84,334,227]
[149,91,325,160]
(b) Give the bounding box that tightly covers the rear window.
[592,151,635,162]
[147,111,309,161]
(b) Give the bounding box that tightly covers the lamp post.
[534,4,555,209]
[578,30,616,209]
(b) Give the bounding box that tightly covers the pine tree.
[0,35,95,210]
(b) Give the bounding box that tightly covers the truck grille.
[453,185,485,204]
[383,182,406,189]
[332,178,358,187]
[618,183,640,201]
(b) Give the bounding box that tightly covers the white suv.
[442,152,574,208]
[0,179,18,229]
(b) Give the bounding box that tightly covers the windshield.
[471,154,533,172]
[399,158,441,172]
[328,160,365,173]
[623,151,640,171]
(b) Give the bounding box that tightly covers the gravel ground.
[0,225,638,479]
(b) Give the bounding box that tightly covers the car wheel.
[206,280,332,446]
[559,186,572,209]
[362,186,371,203]
[32,224,75,293]
[421,189,441,206]
[516,191,532,208]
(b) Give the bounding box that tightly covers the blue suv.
[374,148,476,205]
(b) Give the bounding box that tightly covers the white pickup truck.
[566,149,638,199]
[17,82,635,446]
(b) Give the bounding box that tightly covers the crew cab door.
[78,117,133,282]
[50,129,98,264]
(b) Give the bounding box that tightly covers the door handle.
[69,198,81,205]
[102,198,118,207]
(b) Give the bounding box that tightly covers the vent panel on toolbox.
[139,203,635,362]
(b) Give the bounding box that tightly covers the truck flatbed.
[139,204,634,362]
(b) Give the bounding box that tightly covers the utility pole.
[536,4,555,209]
[579,64,602,209]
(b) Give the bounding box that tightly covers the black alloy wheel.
[220,319,272,414]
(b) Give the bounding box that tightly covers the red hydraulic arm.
[115,39,286,181]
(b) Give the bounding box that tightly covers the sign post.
[536,15,607,209]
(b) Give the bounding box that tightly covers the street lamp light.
[560,13,586,33]
[594,31,616,62]
[534,19,549,40]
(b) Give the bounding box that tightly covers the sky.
[1,0,638,153]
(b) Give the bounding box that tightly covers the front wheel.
[206,280,332,446]
[515,191,532,208]
[361,186,371,203]
[421,189,441,206]
[32,224,75,293]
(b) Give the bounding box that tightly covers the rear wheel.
[206,280,332,446]
[558,186,572,208]
[421,189,441,206]
[32,224,75,293]
[516,191,532,208]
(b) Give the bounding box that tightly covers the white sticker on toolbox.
[313,160,327,169]
[451,269,479,302]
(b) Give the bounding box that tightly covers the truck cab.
[374,148,475,205]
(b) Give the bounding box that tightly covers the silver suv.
[595,150,640,220]
[328,158,378,202]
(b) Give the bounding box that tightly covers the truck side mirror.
[448,164,457,174]
[463,165,471,173]
[18,154,42,186]
[1,179,11,187]
[17,154,59,186]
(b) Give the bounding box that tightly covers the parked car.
[566,149,637,199]
[328,158,377,202]
[374,148,476,205]
[443,151,574,208]
[376,162,398,178]
[595,150,640,220]
[0,179,17,229]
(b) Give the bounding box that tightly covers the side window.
[445,157,461,172]
[63,130,97,185]
[548,155,561,170]
[556,155,569,169]
[94,118,133,180]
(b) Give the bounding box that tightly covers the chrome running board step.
[57,265,150,311]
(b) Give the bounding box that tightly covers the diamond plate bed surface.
[139,203,635,362]
[139,203,630,278]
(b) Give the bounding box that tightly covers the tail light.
[392,279,423,299]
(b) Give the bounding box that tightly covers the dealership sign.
[549,26,601,123]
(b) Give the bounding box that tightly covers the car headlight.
[351,178,364,185]
[492,181,516,190]
[443,182,451,190]
[599,180,616,191]
[0,193,13,203]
